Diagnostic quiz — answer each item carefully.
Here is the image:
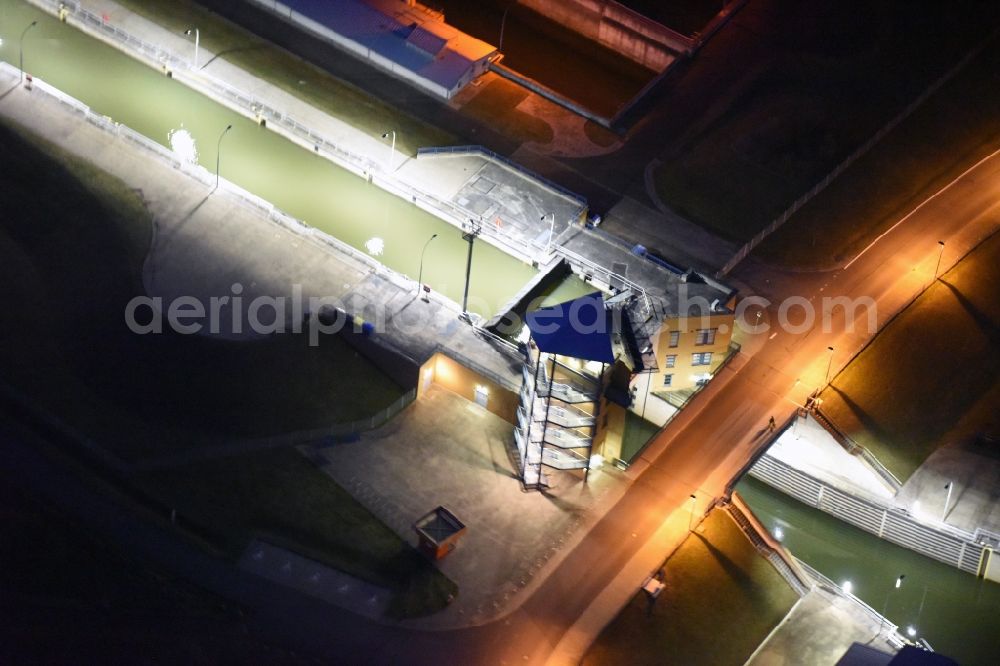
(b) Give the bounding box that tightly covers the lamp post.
[825,346,835,385]
[499,4,512,52]
[381,130,396,172]
[941,481,953,523]
[933,240,945,281]
[461,220,480,321]
[542,212,555,256]
[417,233,438,299]
[687,494,697,532]
[19,20,38,85]
[215,124,233,190]
[878,574,905,639]
[184,28,200,69]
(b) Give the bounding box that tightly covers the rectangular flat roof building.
[250,0,497,98]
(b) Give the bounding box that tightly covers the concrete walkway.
[747,587,897,665]
[768,415,895,501]
[306,386,629,629]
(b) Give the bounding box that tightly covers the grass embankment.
[653,2,997,246]
[821,231,1000,482]
[113,0,455,156]
[0,463,305,663]
[0,120,403,460]
[757,36,1000,267]
[0,120,454,616]
[584,508,797,666]
[141,448,456,618]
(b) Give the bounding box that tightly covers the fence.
[728,493,912,650]
[553,244,653,316]
[748,453,988,576]
[3,58,415,302]
[725,497,812,597]
[39,0,552,268]
[718,33,994,277]
[792,558,908,650]
[812,409,901,492]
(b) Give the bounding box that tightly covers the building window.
[665,354,676,368]
[696,328,717,346]
[692,352,713,366]
[668,330,680,348]
[663,374,673,387]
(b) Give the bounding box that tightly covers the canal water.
[737,477,1000,665]
[0,0,544,316]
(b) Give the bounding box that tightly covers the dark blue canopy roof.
[525,292,615,364]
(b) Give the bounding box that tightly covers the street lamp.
[933,240,945,281]
[542,212,555,255]
[215,124,233,190]
[184,28,200,69]
[19,20,38,85]
[825,346,835,385]
[687,494,697,532]
[417,233,438,299]
[381,130,396,172]
[878,574,905,639]
[941,481,953,523]
[498,4,513,52]
[461,220,480,320]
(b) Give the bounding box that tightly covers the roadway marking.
[844,146,1000,270]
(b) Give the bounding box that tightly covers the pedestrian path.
[238,540,392,620]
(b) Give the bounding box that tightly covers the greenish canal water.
[737,477,1000,665]
[0,0,550,316]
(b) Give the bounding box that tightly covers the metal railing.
[626,340,742,463]
[812,408,901,491]
[749,453,987,576]
[3,58,417,301]
[793,559,907,650]
[728,494,911,650]
[40,0,550,268]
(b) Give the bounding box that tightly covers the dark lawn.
[0,120,404,461]
[821,230,1000,481]
[653,0,998,244]
[140,447,456,618]
[584,508,797,666]
[0,119,453,617]
[0,463,312,663]
[114,0,455,156]
[757,35,1000,268]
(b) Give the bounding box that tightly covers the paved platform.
[768,415,895,501]
[896,440,1000,537]
[747,587,897,665]
[305,386,629,629]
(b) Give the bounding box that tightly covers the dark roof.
[526,292,615,364]
[281,0,494,92]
